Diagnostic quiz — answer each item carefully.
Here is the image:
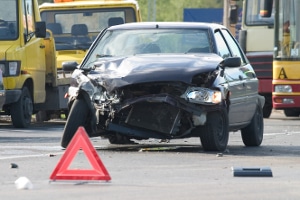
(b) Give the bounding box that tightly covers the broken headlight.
[181,87,222,104]
[68,69,102,101]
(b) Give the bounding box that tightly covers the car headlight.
[182,87,222,104]
[274,85,292,93]
[0,64,5,75]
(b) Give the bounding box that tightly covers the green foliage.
[137,0,224,21]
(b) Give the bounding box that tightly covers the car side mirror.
[62,61,79,72]
[260,0,273,18]
[35,21,46,38]
[220,57,241,68]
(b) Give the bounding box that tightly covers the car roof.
[107,21,227,31]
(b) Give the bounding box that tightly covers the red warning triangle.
[50,126,111,181]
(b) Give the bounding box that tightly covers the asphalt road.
[0,110,299,200]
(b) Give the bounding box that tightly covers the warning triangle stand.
[50,126,111,182]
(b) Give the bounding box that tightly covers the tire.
[262,95,272,118]
[241,104,264,146]
[35,111,51,122]
[283,109,300,117]
[61,98,90,148]
[108,132,134,144]
[10,87,33,128]
[263,103,272,118]
[200,108,229,151]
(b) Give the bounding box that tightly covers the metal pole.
[223,0,229,28]
[153,0,156,21]
[147,0,151,21]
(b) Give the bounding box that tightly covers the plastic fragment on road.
[49,126,111,182]
[10,163,18,168]
[232,166,273,177]
[15,177,33,190]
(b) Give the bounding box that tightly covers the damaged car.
[61,22,265,151]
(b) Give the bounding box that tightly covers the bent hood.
[87,54,223,92]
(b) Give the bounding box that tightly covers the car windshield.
[41,8,137,50]
[83,28,211,69]
[245,0,274,26]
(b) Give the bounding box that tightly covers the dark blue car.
[61,22,265,151]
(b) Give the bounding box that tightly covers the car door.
[220,29,258,122]
[23,0,46,103]
[214,30,247,125]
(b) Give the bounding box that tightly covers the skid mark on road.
[0,146,64,160]
[264,131,300,136]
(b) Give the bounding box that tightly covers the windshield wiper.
[96,54,113,58]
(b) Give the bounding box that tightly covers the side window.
[221,29,246,64]
[214,31,231,58]
[22,0,35,35]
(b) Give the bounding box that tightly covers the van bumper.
[4,89,21,105]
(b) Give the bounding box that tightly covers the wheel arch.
[23,78,34,102]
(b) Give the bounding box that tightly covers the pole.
[223,0,229,28]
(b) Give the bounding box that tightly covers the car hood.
[87,54,223,91]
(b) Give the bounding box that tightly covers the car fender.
[258,94,265,108]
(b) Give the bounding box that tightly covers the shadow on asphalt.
[95,143,300,157]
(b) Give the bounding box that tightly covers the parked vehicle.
[238,0,274,118]
[0,0,71,128]
[39,0,142,69]
[271,0,300,117]
[61,22,265,151]
[36,0,142,121]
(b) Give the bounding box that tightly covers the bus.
[238,0,274,118]
[271,0,300,116]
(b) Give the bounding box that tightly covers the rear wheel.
[199,108,229,151]
[11,87,33,128]
[284,109,300,117]
[35,111,51,122]
[241,104,264,146]
[61,98,90,148]
[263,101,272,118]
[108,133,135,144]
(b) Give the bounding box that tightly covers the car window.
[221,29,246,65]
[85,28,212,68]
[214,31,231,59]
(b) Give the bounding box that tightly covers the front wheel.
[10,87,33,128]
[241,104,264,146]
[199,108,229,151]
[61,98,90,148]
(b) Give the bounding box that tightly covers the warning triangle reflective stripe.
[50,126,111,181]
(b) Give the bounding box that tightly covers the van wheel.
[36,111,51,122]
[241,104,264,146]
[11,87,33,128]
[199,108,229,151]
[284,109,300,117]
[263,103,272,118]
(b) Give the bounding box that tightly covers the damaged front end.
[70,72,225,141]
[104,87,223,140]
